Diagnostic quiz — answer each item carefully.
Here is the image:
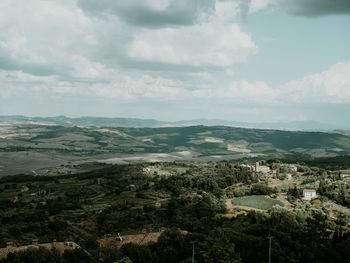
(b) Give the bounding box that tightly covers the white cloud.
[215,1,240,22]
[0,68,191,101]
[70,56,111,80]
[0,66,276,105]
[192,80,279,104]
[250,0,271,13]
[91,75,189,100]
[0,0,99,76]
[282,61,350,103]
[128,2,258,68]
[2,59,350,117]
[0,0,257,78]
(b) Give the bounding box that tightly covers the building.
[0,240,80,259]
[255,161,271,174]
[340,174,350,180]
[303,189,317,200]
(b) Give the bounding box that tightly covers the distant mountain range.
[0,115,348,131]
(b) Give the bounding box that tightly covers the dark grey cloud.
[77,0,215,28]
[274,0,350,17]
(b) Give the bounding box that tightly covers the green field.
[232,195,284,210]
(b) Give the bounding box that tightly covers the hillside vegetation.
[0,160,350,262]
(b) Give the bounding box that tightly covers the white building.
[303,189,317,200]
[340,174,350,180]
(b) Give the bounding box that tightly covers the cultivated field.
[232,195,284,210]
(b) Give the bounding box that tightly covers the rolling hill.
[1,115,348,130]
[1,122,350,175]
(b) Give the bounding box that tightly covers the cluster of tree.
[318,179,350,207]
[0,174,56,184]
[287,186,302,200]
[155,163,255,197]
[282,155,350,171]
[3,207,350,263]
[250,184,277,196]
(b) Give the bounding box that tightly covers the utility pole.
[191,241,197,263]
[267,236,272,263]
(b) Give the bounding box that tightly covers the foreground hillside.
[0,159,350,262]
[1,124,350,175]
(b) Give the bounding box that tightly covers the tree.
[3,247,61,263]
[154,229,191,263]
[198,228,241,263]
[120,243,153,263]
[62,249,95,263]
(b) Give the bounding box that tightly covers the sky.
[0,0,350,124]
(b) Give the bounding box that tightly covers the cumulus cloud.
[0,0,99,77]
[192,80,280,105]
[0,65,276,105]
[0,0,257,77]
[250,0,271,13]
[128,24,257,68]
[1,59,350,118]
[0,69,192,101]
[282,61,350,103]
[127,1,257,68]
[91,75,190,101]
[0,70,60,98]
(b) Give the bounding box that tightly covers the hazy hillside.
[0,115,167,128]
